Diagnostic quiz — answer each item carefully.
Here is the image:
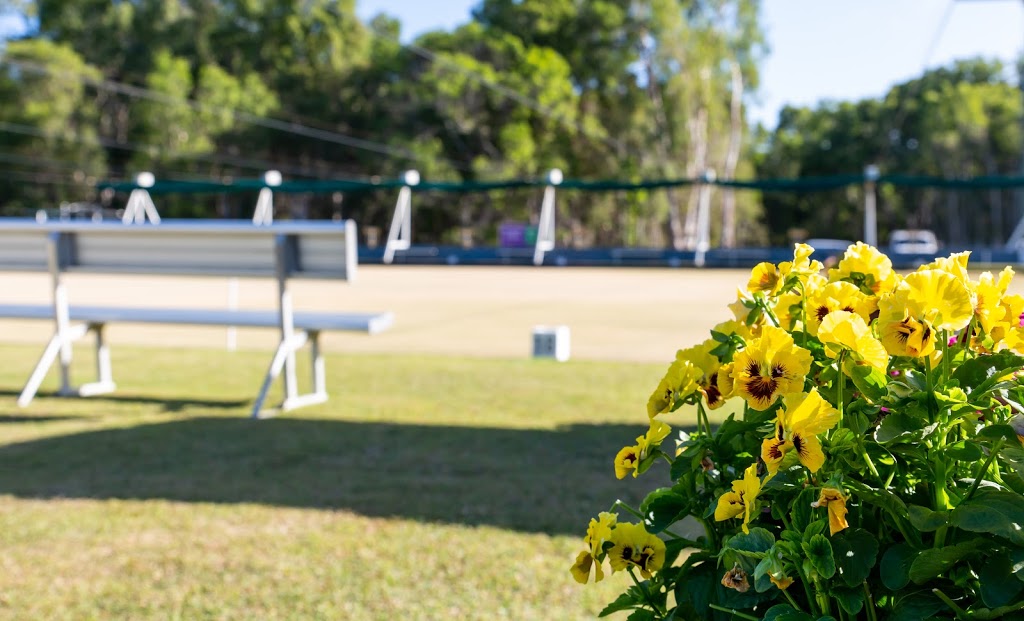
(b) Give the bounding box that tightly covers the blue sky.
[357,0,1024,128]
[3,2,1022,128]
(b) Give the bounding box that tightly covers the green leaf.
[640,489,690,534]
[662,538,693,570]
[724,527,775,562]
[907,504,949,532]
[888,592,946,621]
[674,561,715,619]
[844,359,888,402]
[1001,447,1024,485]
[831,528,878,587]
[978,554,1024,608]
[1012,548,1024,583]
[978,424,1020,443]
[803,534,836,579]
[762,604,815,621]
[950,489,1024,546]
[790,488,818,533]
[830,586,864,615]
[625,609,655,621]
[598,589,641,617]
[909,538,989,583]
[952,351,1024,398]
[945,440,983,461]
[880,544,918,591]
[875,411,927,444]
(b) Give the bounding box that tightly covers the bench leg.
[78,323,116,397]
[251,331,309,419]
[18,322,90,407]
[310,331,326,399]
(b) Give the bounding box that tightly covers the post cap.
[135,171,155,188]
[864,165,880,181]
[547,168,563,186]
[403,170,421,186]
[263,170,283,187]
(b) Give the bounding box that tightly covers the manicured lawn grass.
[0,343,714,620]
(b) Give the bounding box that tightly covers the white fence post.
[694,169,716,268]
[122,172,160,224]
[533,168,562,266]
[383,170,419,264]
[253,169,281,225]
[864,164,880,247]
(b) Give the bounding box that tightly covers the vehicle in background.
[889,229,939,255]
[805,238,855,266]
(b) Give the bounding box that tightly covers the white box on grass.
[532,325,571,362]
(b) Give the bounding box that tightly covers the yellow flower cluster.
[575,242,1024,589]
[570,513,666,584]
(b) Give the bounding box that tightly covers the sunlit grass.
[0,343,719,620]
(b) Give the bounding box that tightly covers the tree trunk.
[721,60,744,248]
[682,105,708,248]
[640,35,686,250]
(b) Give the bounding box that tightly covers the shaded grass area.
[0,343,709,620]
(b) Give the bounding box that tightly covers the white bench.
[0,219,393,418]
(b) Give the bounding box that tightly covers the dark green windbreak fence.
[91,173,1024,249]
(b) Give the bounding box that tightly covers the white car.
[889,229,938,255]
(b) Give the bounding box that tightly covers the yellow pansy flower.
[732,326,813,410]
[770,574,795,591]
[877,270,973,357]
[811,487,850,536]
[818,310,888,373]
[570,512,617,584]
[805,281,871,337]
[714,463,766,534]
[647,359,701,418]
[773,290,805,331]
[760,389,840,474]
[778,243,824,285]
[921,251,971,286]
[828,242,897,294]
[747,262,783,296]
[614,421,671,479]
[974,267,1014,335]
[729,288,757,323]
[677,342,728,409]
[607,522,666,579]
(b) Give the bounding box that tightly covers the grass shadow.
[0,417,693,536]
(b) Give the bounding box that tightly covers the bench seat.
[0,304,394,335]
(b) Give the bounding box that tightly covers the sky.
[2,1,1022,129]
[356,0,1024,128]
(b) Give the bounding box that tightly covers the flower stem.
[932,588,967,618]
[964,438,1005,502]
[708,603,759,621]
[628,568,665,618]
[782,588,803,612]
[863,582,879,621]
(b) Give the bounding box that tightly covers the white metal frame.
[383,170,420,264]
[533,169,562,266]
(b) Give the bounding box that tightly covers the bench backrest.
[0,219,358,281]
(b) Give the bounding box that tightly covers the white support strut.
[533,168,562,266]
[694,170,715,268]
[121,172,160,225]
[383,170,419,264]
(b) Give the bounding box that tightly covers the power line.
[3,57,470,172]
[0,120,367,180]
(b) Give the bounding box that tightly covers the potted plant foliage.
[572,243,1024,621]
